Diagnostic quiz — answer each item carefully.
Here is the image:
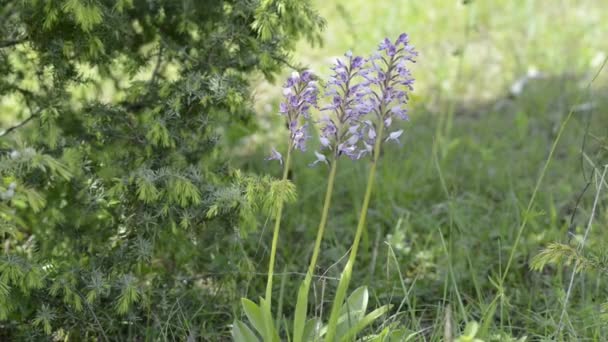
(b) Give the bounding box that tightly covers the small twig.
[12,85,35,99]
[567,179,592,241]
[0,85,43,137]
[77,291,110,342]
[271,54,307,72]
[0,110,41,137]
[444,304,453,342]
[149,44,164,86]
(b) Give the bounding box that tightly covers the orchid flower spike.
[278,69,320,153]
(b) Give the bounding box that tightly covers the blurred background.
[254,0,607,107]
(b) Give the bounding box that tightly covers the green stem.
[325,122,385,342]
[265,146,293,305]
[293,158,338,342]
[306,159,339,283]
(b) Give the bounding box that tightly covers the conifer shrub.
[0,0,323,339]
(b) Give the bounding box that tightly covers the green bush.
[0,0,323,339]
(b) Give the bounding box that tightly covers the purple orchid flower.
[312,34,416,164]
[266,147,283,164]
[362,34,417,147]
[267,69,319,164]
[312,51,373,164]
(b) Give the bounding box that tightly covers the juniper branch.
[0,110,41,137]
[0,36,27,49]
[149,45,164,86]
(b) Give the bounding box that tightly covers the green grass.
[236,0,608,340]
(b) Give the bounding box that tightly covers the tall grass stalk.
[500,56,607,283]
[293,158,338,342]
[432,1,472,166]
[558,165,607,335]
[324,120,385,341]
[266,146,293,305]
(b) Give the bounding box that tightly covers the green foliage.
[32,304,56,335]
[530,242,597,274]
[0,0,322,339]
[233,319,260,342]
[263,179,298,217]
[336,292,392,341]
[454,322,483,342]
[233,286,391,342]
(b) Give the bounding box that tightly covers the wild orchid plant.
[292,50,371,342]
[255,70,319,341]
[265,69,319,305]
[323,33,417,341]
[233,34,417,342]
